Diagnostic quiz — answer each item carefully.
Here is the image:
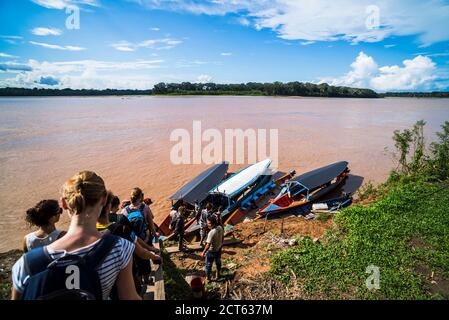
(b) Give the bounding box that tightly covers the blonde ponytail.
[63,171,106,215]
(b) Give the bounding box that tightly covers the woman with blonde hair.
[11,171,141,300]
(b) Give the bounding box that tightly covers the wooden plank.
[143,240,166,300]
[165,238,242,254]
[223,208,244,226]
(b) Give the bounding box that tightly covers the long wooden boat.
[223,170,297,229]
[210,159,272,199]
[256,161,350,217]
[158,162,229,237]
[185,159,273,235]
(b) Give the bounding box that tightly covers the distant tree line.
[0,87,152,96]
[0,82,378,98]
[152,81,379,98]
[382,92,449,98]
[1,84,448,98]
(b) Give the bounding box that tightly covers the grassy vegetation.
[0,283,11,300]
[271,178,449,299]
[0,250,22,300]
[161,250,192,300]
[270,120,449,300]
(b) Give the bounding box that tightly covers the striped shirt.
[12,237,135,300]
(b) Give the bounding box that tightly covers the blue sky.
[1,0,449,91]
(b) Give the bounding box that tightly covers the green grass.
[270,178,449,299]
[161,250,192,300]
[0,283,11,300]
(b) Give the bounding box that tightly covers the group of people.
[11,170,226,300]
[12,171,162,300]
[170,202,224,281]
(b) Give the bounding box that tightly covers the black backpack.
[21,234,119,300]
[98,222,134,243]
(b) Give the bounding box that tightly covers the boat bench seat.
[241,181,276,211]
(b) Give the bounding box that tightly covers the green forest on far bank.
[1,82,448,98]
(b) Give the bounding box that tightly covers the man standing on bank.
[201,215,224,281]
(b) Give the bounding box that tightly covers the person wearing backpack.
[23,199,66,253]
[143,197,157,244]
[97,191,161,296]
[121,188,158,243]
[213,206,224,227]
[194,201,201,223]
[108,195,120,223]
[11,171,141,300]
[97,191,161,261]
[173,206,189,252]
[168,205,179,231]
[199,203,213,246]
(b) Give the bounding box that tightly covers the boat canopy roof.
[210,159,272,198]
[290,161,348,191]
[169,162,229,205]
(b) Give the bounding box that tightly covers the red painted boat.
[257,161,350,217]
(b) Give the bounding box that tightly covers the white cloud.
[197,74,212,83]
[0,62,33,72]
[0,35,23,40]
[0,53,19,58]
[31,0,99,9]
[31,27,63,36]
[238,17,250,26]
[132,0,449,46]
[150,27,160,31]
[111,38,183,52]
[321,52,438,91]
[175,60,213,68]
[300,41,315,46]
[323,52,378,88]
[111,41,136,52]
[31,0,66,9]
[427,52,449,58]
[384,44,396,49]
[114,46,135,52]
[118,47,136,52]
[140,38,183,48]
[371,56,437,91]
[0,35,24,45]
[221,52,232,56]
[0,58,165,89]
[29,41,86,51]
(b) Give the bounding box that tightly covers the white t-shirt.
[12,237,135,299]
[25,229,63,251]
[170,209,178,220]
[206,226,224,252]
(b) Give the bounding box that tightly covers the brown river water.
[0,96,448,252]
